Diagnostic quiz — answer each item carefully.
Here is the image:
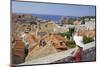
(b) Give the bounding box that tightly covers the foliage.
[58,32,71,39]
[69,28,75,36]
[67,41,76,48]
[83,36,94,44]
[58,28,75,39]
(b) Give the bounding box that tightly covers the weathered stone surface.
[52,47,96,63]
[82,47,96,61]
[25,44,57,62]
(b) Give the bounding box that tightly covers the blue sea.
[32,14,61,22]
[32,14,81,23]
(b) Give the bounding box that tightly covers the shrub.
[83,36,94,44]
[67,41,76,48]
[58,32,71,39]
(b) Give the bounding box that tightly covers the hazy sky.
[12,1,96,16]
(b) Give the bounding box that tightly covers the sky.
[12,1,96,17]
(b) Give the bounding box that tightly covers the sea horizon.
[12,13,96,23]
